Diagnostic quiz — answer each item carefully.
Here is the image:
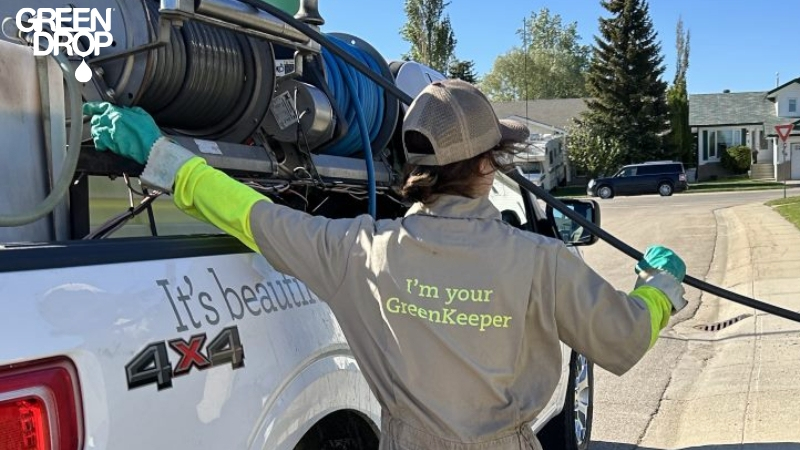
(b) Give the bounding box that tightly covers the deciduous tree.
[400,0,457,73]
[481,8,590,101]
[667,17,692,164]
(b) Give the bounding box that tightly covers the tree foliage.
[565,119,624,177]
[481,8,591,101]
[579,0,669,167]
[721,145,751,173]
[448,59,478,83]
[400,0,457,73]
[666,17,693,164]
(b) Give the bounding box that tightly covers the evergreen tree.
[448,59,478,83]
[400,0,457,73]
[581,0,669,165]
[667,17,692,164]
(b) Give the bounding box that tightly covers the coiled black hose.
[136,0,253,131]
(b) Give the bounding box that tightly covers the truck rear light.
[679,173,687,182]
[0,358,83,450]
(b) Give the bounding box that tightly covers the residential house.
[689,77,800,181]
[491,98,589,136]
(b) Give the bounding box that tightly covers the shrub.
[721,145,752,173]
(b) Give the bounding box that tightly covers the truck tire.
[597,185,613,199]
[658,182,674,196]
[294,412,379,450]
[538,351,594,450]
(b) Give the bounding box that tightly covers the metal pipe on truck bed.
[195,0,310,43]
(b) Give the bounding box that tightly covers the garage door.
[793,144,800,179]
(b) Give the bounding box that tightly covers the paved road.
[579,189,800,450]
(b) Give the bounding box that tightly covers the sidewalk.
[639,201,800,448]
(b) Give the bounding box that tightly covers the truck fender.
[248,345,381,449]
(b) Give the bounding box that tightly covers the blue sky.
[320,0,800,95]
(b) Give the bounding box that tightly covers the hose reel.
[0,0,410,227]
[107,0,277,143]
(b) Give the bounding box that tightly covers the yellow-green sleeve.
[552,245,668,375]
[629,285,673,349]
[172,156,269,253]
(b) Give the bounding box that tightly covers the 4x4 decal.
[125,326,245,391]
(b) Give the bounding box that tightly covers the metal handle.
[297,0,324,25]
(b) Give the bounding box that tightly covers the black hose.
[235,0,800,325]
[138,1,255,131]
[506,170,800,324]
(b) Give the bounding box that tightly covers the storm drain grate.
[693,314,753,332]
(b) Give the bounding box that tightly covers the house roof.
[491,98,589,130]
[767,77,800,98]
[688,92,774,127]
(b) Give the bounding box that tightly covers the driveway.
[579,190,800,449]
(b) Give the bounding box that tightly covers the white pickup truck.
[0,1,602,449]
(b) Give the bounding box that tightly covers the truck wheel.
[597,185,613,199]
[294,412,379,450]
[658,182,674,196]
[538,352,594,450]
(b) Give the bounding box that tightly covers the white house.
[689,77,800,181]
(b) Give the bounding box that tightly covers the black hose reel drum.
[74,0,277,144]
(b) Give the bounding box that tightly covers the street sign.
[775,123,795,142]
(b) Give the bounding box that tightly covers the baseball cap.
[402,79,530,166]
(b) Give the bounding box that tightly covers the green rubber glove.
[82,102,163,165]
[636,245,686,282]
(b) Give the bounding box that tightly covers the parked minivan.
[587,161,688,199]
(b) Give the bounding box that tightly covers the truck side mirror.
[546,199,601,246]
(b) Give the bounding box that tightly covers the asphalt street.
[578,189,800,450]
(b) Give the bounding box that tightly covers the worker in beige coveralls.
[84,79,687,450]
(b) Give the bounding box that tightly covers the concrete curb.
[641,201,800,448]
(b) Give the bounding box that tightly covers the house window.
[702,130,708,160]
[700,130,708,161]
[790,98,797,114]
[709,131,717,158]
[713,130,734,159]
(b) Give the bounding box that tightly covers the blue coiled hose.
[321,34,385,218]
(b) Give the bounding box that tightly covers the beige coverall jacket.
[246,193,654,450]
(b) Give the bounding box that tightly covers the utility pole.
[522,17,528,120]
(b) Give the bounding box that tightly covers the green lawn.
[766,196,800,231]
[687,176,786,193]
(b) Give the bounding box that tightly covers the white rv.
[514,135,568,192]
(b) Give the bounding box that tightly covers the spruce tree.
[448,59,478,83]
[582,0,669,164]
